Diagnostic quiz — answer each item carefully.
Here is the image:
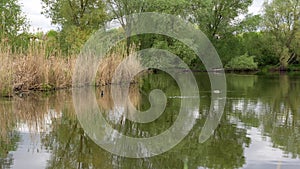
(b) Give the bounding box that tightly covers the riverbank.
[183,65,300,74]
[1,45,299,98]
[0,46,141,97]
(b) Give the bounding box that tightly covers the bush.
[225,54,258,70]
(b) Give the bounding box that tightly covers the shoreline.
[2,68,299,98]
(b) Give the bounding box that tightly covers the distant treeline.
[1,0,299,71]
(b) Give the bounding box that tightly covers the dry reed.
[0,41,143,97]
[96,47,143,86]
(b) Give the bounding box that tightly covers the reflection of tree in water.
[3,73,299,168]
[0,133,18,169]
[4,73,299,168]
[42,73,250,169]
[0,100,19,168]
[42,85,142,169]
[97,73,249,169]
[42,114,114,169]
[168,115,250,169]
[102,113,250,169]
[0,91,74,168]
[260,75,300,158]
[228,74,300,158]
[227,74,258,92]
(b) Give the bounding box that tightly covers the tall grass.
[0,41,142,97]
[97,46,143,86]
[0,47,13,97]
[0,42,73,96]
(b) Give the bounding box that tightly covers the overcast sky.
[19,0,265,32]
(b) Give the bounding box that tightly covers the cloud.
[248,0,265,15]
[19,0,56,32]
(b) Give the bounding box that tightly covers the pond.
[1,73,300,169]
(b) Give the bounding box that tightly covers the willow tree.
[104,0,148,55]
[0,0,28,50]
[189,0,252,38]
[0,0,27,37]
[41,0,107,54]
[263,0,300,69]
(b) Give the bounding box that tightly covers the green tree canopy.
[238,14,262,33]
[189,0,253,38]
[0,0,28,44]
[42,0,107,30]
[41,0,107,54]
[0,0,27,36]
[263,0,300,69]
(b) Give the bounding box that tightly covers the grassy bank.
[0,42,142,97]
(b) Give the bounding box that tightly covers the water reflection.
[0,91,73,169]
[0,73,300,168]
[228,74,300,160]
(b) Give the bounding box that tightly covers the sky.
[19,0,265,32]
[19,0,56,32]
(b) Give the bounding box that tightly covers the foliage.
[241,32,279,67]
[138,35,198,69]
[226,53,258,70]
[237,14,262,33]
[1,0,299,75]
[263,0,300,69]
[189,0,253,38]
[144,0,189,15]
[0,0,29,51]
[41,0,106,30]
[44,30,60,57]
[41,0,107,54]
[0,0,28,37]
[0,0,289,66]
[169,40,197,66]
[213,35,244,64]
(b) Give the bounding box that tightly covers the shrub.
[226,54,258,70]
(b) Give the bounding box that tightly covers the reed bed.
[0,43,74,96]
[0,41,143,158]
[0,41,143,97]
[97,49,143,86]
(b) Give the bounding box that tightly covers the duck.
[213,90,221,94]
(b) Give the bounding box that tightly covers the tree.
[105,0,190,55]
[0,0,27,37]
[189,0,253,39]
[238,14,262,33]
[42,0,107,30]
[241,32,279,67]
[41,0,107,54]
[185,0,253,66]
[0,0,28,50]
[105,0,147,55]
[263,0,300,69]
[143,0,189,15]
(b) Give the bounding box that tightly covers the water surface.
[1,73,300,169]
